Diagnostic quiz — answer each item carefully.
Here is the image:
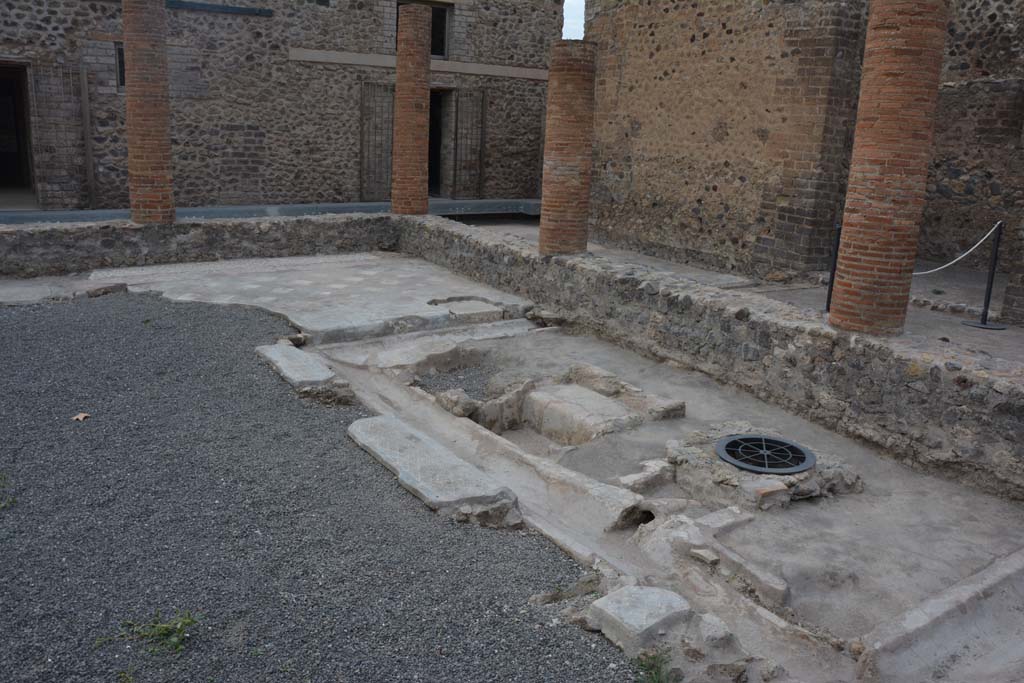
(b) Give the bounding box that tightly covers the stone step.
[347,415,522,528]
[257,342,336,388]
[321,319,538,369]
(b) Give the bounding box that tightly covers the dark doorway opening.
[428,90,447,197]
[0,65,32,192]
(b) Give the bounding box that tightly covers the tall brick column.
[538,40,597,256]
[122,0,175,224]
[828,0,949,335]
[390,3,431,215]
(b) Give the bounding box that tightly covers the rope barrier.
[913,221,1005,276]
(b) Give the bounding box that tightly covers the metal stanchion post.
[825,222,842,313]
[963,221,1007,330]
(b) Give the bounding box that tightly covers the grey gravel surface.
[0,293,635,683]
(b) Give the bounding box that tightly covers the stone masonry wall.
[587,0,867,274]
[586,0,1023,278]
[0,0,561,209]
[921,0,1024,272]
[0,214,401,277]
[3,213,1022,497]
[400,217,1024,500]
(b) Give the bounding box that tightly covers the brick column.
[828,0,949,335]
[391,3,431,216]
[538,40,597,256]
[122,0,175,224]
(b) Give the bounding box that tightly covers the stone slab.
[588,586,693,652]
[521,384,637,445]
[321,319,537,369]
[256,343,335,388]
[87,253,531,344]
[347,415,521,527]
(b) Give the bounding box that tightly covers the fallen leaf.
[72,413,91,422]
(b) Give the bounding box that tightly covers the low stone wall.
[3,213,1022,499]
[401,218,1024,501]
[0,214,401,277]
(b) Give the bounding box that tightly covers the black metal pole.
[825,222,842,313]
[963,221,1007,331]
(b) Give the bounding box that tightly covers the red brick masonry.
[539,40,597,256]
[829,0,949,335]
[390,3,431,216]
[122,0,175,224]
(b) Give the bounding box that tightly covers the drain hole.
[715,434,816,475]
[613,506,656,530]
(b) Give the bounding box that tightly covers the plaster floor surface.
[380,327,1024,638]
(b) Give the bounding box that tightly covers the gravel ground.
[0,293,635,683]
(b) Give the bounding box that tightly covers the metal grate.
[715,434,816,475]
[359,82,395,202]
[452,88,486,199]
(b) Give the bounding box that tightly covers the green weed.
[635,647,673,683]
[98,610,200,654]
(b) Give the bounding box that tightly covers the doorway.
[428,90,449,197]
[0,64,35,208]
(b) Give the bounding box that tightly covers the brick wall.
[753,1,866,273]
[539,40,596,256]
[829,0,949,335]
[0,0,561,210]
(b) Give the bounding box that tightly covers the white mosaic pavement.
[89,253,531,342]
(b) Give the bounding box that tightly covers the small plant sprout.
[97,610,201,654]
[635,646,673,683]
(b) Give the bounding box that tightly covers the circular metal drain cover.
[715,434,816,475]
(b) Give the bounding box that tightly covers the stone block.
[347,415,521,528]
[521,383,637,445]
[588,586,693,652]
[256,343,335,389]
[616,459,675,493]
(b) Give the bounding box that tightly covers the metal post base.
[962,321,1007,331]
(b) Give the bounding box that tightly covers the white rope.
[912,221,1004,276]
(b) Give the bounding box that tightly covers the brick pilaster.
[538,40,597,256]
[122,0,175,224]
[391,3,431,216]
[829,0,949,335]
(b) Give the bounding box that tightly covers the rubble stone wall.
[0,214,401,277]
[585,0,1023,277]
[586,0,867,274]
[0,0,560,209]
[922,0,1024,271]
[3,213,1022,497]
[403,217,1024,501]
